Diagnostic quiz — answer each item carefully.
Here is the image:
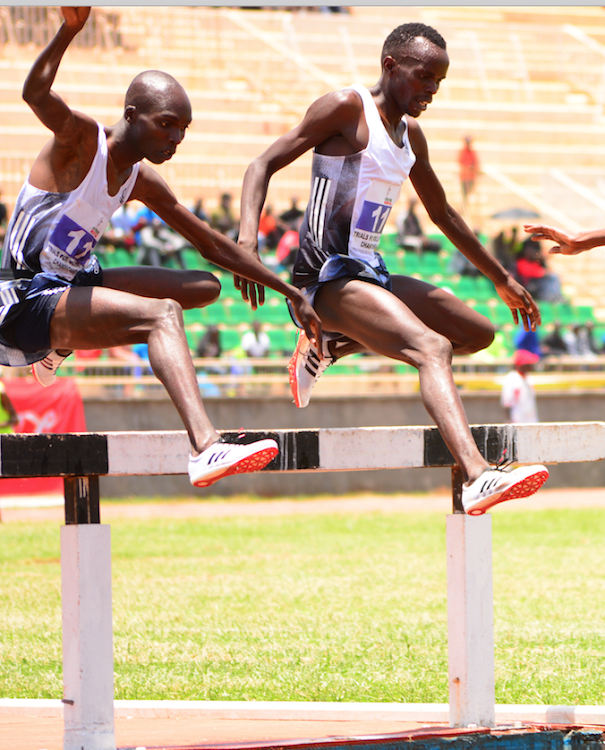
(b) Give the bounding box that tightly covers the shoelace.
[493,447,513,473]
[473,449,513,496]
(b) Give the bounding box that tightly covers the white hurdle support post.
[1,422,604,746]
[447,467,496,728]
[61,477,115,750]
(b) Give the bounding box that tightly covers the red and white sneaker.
[188,438,279,488]
[32,350,70,387]
[287,331,335,408]
[462,464,549,515]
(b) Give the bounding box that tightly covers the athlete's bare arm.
[239,89,365,250]
[408,119,540,331]
[237,89,367,305]
[524,223,605,255]
[131,164,323,348]
[22,7,98,194]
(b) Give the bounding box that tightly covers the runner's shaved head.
[125,70,190,114]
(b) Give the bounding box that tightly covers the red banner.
[0,377,87,496]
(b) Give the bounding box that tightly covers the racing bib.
[350,180,400,261]
[48,198,107,270]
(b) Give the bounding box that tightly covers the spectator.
[211,192,238,241]
[575,322,599,358]
[241,320,271,359]
[192,197,209,223]
[276,220,301,272]
[458,135,479,209]
[196,325,222,359]
[0,380,19,433]
[98,203,137,256]
[138,215,188,270]
[515,239,564,302]
[395,197,441,254]
[491,230,517,275]
[541,322,568,356]
[514,323,541,358]
[279,196,304,229]
[562,324,579,356]
[258,204,284,252]
[501,349,539,424]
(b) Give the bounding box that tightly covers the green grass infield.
[1,505,604,704]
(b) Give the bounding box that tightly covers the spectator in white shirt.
[501,349,539,424]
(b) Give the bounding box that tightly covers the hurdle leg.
[61,476,116,750]
[446,467,496,728]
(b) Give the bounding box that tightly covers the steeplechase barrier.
[1,422,604,750]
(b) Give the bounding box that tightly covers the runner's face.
[388,38,449,118]
[133,98,192,164]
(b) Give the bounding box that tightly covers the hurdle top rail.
[2,421,604,522]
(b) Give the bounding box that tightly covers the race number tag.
[49,198,107,267]
[350,180,400,260]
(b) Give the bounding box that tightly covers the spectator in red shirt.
[458,135,479,209]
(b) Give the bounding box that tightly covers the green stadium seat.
[220,328,242,352]
[268,327,297,354]
[112,248,136,266]
[227,302,255,325]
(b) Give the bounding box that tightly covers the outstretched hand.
[494,276,541,332]
[524,223,580,255]
[61,7,91,33]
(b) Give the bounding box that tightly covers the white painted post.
[446,513,496,728]
[61,525,116,750]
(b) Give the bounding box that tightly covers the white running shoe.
[462,464,549,515]
[288,331,336,408]
[188,437,279,488]
[32,350,70,387]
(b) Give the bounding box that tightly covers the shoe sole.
[192,445,279,488]
[287,337,305,409]
[466,469,549,515]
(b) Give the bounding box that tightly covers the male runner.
[1,7,323,489]
[237,22,548,514]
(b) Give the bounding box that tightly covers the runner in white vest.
[238,21,549,515]
[2,7,323,489]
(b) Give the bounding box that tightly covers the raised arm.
[22,7,90,138]
[408,120,540,331]
[131,164,323,349]
[22,7,98,192]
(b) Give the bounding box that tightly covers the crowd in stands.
[492,226,564,303]
[517,320,604,360]
[0,179,602,389]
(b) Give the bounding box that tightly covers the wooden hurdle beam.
[2,422,604,750]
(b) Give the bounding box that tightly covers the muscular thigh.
[103,266,220,310]
[390,275,495,353]
[314,278,442,362]
[49,284,171,351]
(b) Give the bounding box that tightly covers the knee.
[152,297,185,330]
[191,271,221,307]
[460,321,495,355]
[204,273,221,305]
[416,330,454,366]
